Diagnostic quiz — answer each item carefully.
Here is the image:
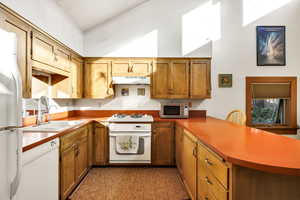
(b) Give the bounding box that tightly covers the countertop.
[22,115,300,176]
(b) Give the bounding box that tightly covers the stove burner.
[130,114,144,119]
[113,114,127,118]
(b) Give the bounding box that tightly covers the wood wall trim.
[245,76,297,132]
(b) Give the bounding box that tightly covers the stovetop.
[108,114,154,122]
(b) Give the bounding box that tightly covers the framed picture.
[256,26,286,66]
[219,74,232,88]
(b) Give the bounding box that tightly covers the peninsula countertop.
[22,115,300,176]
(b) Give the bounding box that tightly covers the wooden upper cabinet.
[84,59,114,99]
[169,60,189,98]
[54,46,71,72]
[190,59,211,99]
[0,10,32,98]
[151,59,189,99]
[151,59,170,98]
[70,56,83,98]
[152,122,175,166]
[31,31,55,66]
[112,59,151,77]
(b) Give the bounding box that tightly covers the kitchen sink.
[22,120,84,132]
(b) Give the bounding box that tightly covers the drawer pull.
[204,197,209,200]
[205,158,213,166]
[205,176,213,185]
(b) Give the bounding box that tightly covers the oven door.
[109,132,151,163]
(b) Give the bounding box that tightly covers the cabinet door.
[151,59,170,98]
[0,11,31,98]
[84,60,114,98]
[32,31,55,66]
[87,123,94,167]
[76,137,88,181]
[182,129,197,200]
[152,122,175,166]
[60,145,76,200]
[93,124,108,165]
[112,60,131,76]
[70,56,83,98]
[54,46,71,72]
[175,124,183,175]
[131,60,151,76]
[169,60,189,99]
[190,59,211,99]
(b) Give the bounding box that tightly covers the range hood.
[112,76,150,85]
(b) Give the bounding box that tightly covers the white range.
[108,114,154,164]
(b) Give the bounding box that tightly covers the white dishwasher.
[16,138,59,200]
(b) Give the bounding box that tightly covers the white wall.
[84,0,213,57]
[0,0,84,54]
[79,0,300,123]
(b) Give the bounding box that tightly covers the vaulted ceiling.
[54,0,149,32]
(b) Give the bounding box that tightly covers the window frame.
[246,77,297,134]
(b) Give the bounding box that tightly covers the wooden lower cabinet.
[152,122,175,166]
[93,123,108,165]
[60,125,89,200]
[175,124,183,175]
[76,137,88,180]
[181,129,197,200]
[60,145,76,200]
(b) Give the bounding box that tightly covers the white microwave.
[160,103,189,119]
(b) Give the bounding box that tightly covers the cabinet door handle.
[205,176,213,185]
[193,147,197,157]
[205,158,213,166]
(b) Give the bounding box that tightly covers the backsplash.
[73,85,207,111]
[22,98,73,116]
[23,85,208,116]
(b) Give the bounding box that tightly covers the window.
[246,77,297,134]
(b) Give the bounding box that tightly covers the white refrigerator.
[0,29,23,200]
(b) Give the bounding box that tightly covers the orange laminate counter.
[176,117,300,176]
[22,114,300,176]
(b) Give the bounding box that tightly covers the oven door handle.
[109,134,151,137]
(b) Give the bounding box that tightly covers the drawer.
[61,127,87,150]
[153,122,174,128]
[198,142,228,189]
[199,164,228,200]
[198,178,217,200]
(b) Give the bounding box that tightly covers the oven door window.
[164,106,180,115]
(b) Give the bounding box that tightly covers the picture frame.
[218,74,232,88]
[256,26,286,66]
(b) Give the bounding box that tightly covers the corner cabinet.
[152,122,175,166]
[181,129,197,200]
[84,59,114,99]
[151,58,211,99]
[190,59,211,98]
[70,55,83,98]
[93,123,108,165]
[175,124,184,175]
[60,126,89,200]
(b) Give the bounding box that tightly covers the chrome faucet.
[36,96,50,125]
